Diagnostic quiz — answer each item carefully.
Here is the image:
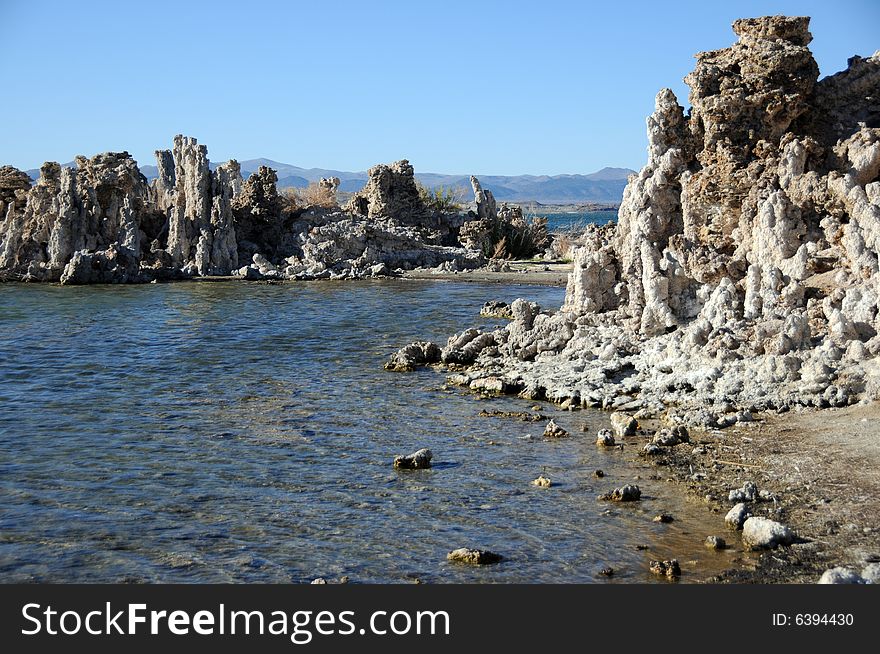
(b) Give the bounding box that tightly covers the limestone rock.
[817,567,865,584]
[345,160,427,224]
[480,301,514,320]
[600,484,641,502]
[390,16,880,421]
[446,548,503,565]
[384,341,442,371]
[741,516,795,550]
[609,412,638,437]
[725,503,751,530]
[649,559,681,578]
[543,419,568,438]
[393,448,433,469]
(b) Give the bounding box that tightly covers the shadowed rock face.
[0,166,32,219]
[388,15,880,419]
[344,160,427,224]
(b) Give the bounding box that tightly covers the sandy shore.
[616,404,880,582]
[402,261,572,286]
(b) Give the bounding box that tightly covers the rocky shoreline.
[388,15,880,582]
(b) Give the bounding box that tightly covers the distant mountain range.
[26,159,635,205]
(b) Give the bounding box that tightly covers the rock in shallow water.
[446,548,503,565]
[393,448,433,469]
[650,559,681,578]
[705,536,727,550]
[543,419,569,438]
[609,412,638,437]
[725,503,751,530]
[384,341,441,372]
[480,301,514,320]
[600,484,641,502]
[595,429,616,446]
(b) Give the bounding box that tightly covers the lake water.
[0,280,737,583]
[537,210,617,232]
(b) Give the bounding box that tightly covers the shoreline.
[651,405,880,583]
[401,261,572,286]
[444,375,880,583]
[473,387,880,583]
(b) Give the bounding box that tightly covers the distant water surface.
[0,280,738,582]
[537,210,617,232]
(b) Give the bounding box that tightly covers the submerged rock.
[393,448,433,469]
[446,548,503,565]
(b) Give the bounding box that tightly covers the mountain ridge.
[25,160,635,204]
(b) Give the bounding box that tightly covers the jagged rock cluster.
[390,16,880,420]
[0,144,488,283]
[459,176,550,258]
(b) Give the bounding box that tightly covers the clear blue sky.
[1,0,877,175]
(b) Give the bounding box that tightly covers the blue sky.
[1,0,877,175]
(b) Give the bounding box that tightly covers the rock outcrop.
[388,16,880,419]
[459,177,549,258]
[1,145,485,282]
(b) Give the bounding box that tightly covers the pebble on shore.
[741,516,795,550]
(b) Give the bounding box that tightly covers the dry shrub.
[298,181,338,209]
[280,187,300,215]
[281,182,338,213]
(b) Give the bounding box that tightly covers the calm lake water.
[539,210,617,231]
[0,280,736,583]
